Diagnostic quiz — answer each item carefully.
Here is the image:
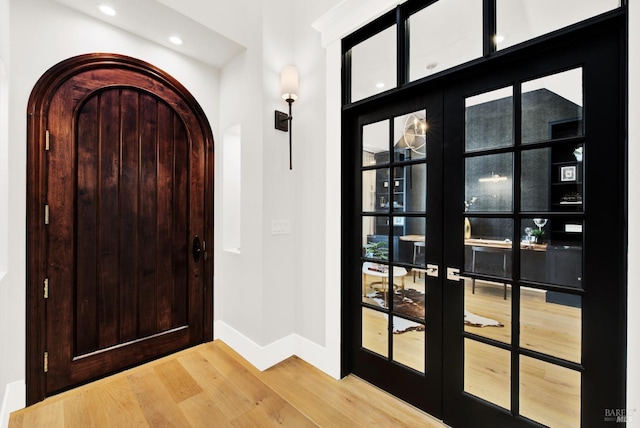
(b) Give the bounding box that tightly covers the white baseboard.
[213,321,340,379]
[1,380,25,428]
[294,334,340,379]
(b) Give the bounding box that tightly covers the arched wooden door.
[26,54,214,404]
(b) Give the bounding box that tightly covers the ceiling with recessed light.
[51,0,245,68]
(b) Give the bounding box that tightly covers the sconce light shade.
[280,65,299,102]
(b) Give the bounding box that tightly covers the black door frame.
[342,8,627,427]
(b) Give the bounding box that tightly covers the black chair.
[471,245,510,300]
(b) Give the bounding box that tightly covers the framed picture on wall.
[561,165,577,182]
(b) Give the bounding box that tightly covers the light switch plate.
[271,220,291,235]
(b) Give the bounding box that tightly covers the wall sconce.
[275,65,299,170]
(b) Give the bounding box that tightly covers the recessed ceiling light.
[168,35,183,46]
[494,34,505,44]
[375,82,385,89]
[426,62,438,71]
[98,4,116,16]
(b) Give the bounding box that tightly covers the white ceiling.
[52,0,245,68]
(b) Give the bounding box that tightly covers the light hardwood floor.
[10,341,447,428]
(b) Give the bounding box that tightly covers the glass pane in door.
[464,339,511,410]
[394,111,427,161]
[408,0,482,81]
[520,141,584,213]
[464,277,511,344]
[362,307,388,357]
[520,287,582,363]
[395,164,427,212]
[520,218,583,288]
[395,216,426,266]
[521,68,583,144]
[362,119,390,166]
[393,316,425,373]
[497,1,619,51]
[519,356,581,427]
[465,153,513,212]
[351,25,397,102]
[465,86,513,152]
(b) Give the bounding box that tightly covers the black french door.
[345,92,444,416]
[344,13,625,428]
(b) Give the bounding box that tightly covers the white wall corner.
[0,380,25,428]
[294,334,341,380]
[214,321,341,379]
[214,320,295,371]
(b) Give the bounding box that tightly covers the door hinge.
[45,130,50,151]
[44,352,48,373]
[44,204,49,225]
[44,278,49,299]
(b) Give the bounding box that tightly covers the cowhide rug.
[366,289,504,333]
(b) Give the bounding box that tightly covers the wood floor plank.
[79,377,148,427]
[10,340,447,428]
[197,344,317,427]
[127,367,193,427]
[178,350,255,420]
[20,399,65,428]
[154,358,203,403]
[214,342,441,428]
[178,392,232,428]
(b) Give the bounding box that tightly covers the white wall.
[212,0,340,372]
[0,0,12,421]
[0,0,220,419]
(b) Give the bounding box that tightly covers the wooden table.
[362,262,407,305]
[464,238,547,252]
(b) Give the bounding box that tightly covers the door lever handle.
[192,235,202,262]
[426,264,439,277]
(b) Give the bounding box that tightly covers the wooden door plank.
[156,102,175,332]
[75,95,100,356]
[97,89,122,349]
[138,93,159,337]
[172,119,189,328]
[119,90,141,343]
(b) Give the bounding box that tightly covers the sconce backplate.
[274,110,289,132]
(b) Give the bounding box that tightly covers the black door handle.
[192,235,202,262]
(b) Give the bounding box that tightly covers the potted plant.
[364,241,388,260]
[531,229,544,243]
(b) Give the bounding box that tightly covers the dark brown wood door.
[27,54,214,403]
